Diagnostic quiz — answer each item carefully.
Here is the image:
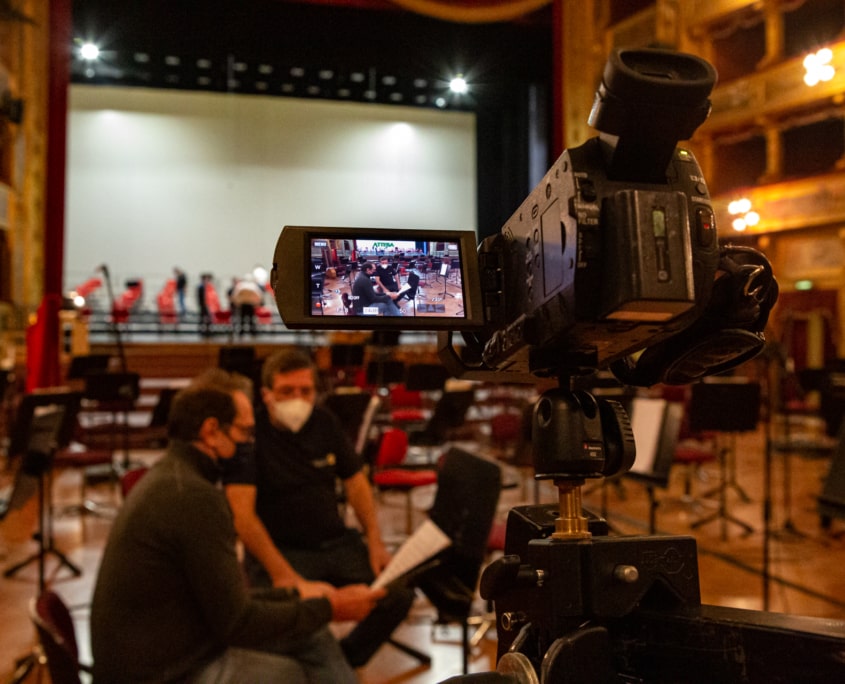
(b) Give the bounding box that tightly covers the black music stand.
[405,363,450,393]
[689,380,761,540]
[3,391,83,589]
[430,262,455,302]
[82,371,141,469]
[66,353,111,380]
[365,360,405,389]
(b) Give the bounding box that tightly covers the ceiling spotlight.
[79,42,100,60]
[449,75,468,94]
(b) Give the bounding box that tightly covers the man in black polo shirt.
[223,349,415,668]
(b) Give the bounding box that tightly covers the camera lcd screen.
[273,226,483,330]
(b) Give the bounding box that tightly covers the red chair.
[120,466,149,499]
[156,279,178,326]
[203,282,232,327]
[30,590,92,684]
[389,384,426,425]
[371,428,438,535]
[660,384,718,510]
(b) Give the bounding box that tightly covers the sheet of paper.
[371,519,451,589]
[397,283,412,295]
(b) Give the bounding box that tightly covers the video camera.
[271,48,845,683]
[273,48,776,389]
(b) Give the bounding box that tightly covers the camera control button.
[695,207,715,247]
[578,180,597,202]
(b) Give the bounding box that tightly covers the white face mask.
[270,397,313,433]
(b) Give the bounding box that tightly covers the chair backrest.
[417,448,502,618]
[415,389,475,445]
[375,428,409,468]
[121,466,149,498]
[323,391,374,447]
[30,590,85,684]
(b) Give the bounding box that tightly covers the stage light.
[79,42,100,60]
[795,279,814,291]
[449,75,468,94]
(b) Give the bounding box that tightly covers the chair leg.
[462,620,469,674]
[387,637,432,666]
[405,491,414,536]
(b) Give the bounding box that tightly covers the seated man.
[351,261,402,316]
[224,349,416,668]
[90,368,383,684]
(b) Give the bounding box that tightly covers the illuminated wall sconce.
[727,198,760,232]
[803,48,835,87]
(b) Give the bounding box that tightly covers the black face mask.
[232,439,255,462]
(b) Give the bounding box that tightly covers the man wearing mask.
[224,349,415,668]
[351,261,402,316]
[91,368,382,683]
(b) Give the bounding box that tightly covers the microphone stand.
[99,264,128,373]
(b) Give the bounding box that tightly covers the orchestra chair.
[371,428,438,536]
[120,466,149,499]
[29,590,92,684]
[389,383,426,427]
[53,443,118,521]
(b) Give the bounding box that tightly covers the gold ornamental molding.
[388,0,552,23]
[713,170,845,235]
[705,38,845,132]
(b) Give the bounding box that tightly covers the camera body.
[472,137,718,380]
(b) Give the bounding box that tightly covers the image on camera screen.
[309,237,467,319]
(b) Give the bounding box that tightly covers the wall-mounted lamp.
[728,197,760,232]
[803,48,835,87]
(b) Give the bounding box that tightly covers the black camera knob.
[480,555,541,599]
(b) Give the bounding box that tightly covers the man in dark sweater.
[90,369,383,683]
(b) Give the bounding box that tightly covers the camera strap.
[611,245,779,387]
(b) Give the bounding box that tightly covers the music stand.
[82,371,141,469]
[431,262,455,302]
[3,391,83,589]
[409,389,475,447]
[688,380,761,540]
[624,397,684,534]
[66,353,111,380]
[405,363,450,393]
[365,360,405,388]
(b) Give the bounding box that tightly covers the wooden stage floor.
[3,417,845,681]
